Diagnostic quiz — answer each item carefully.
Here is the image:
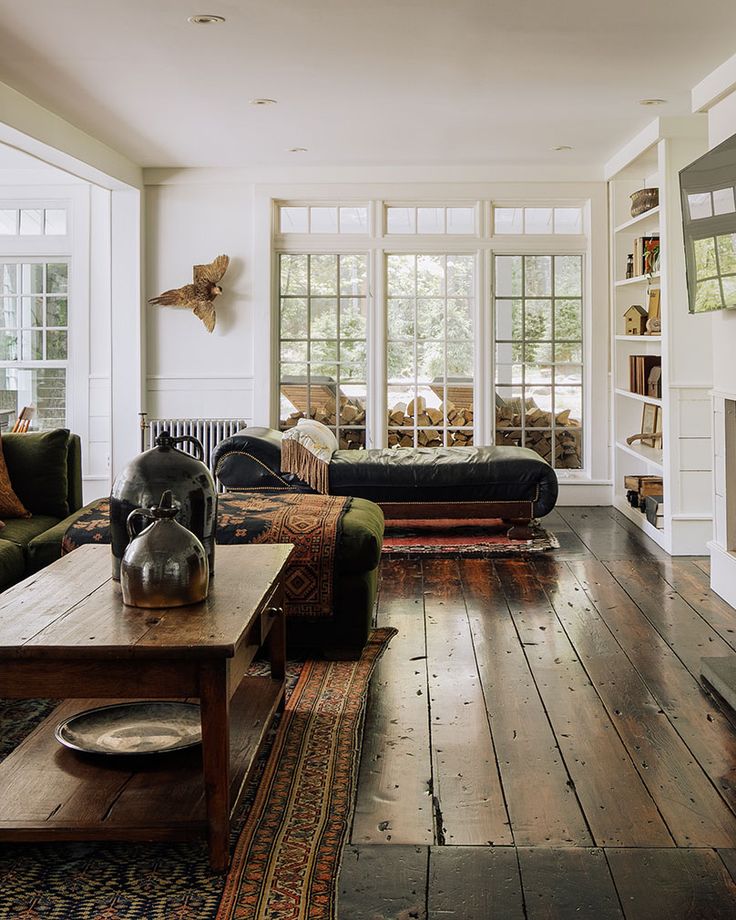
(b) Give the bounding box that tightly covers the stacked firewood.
[386,397,473,448]
[282,395,367,448]
[496,401,581,468]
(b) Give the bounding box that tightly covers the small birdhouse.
[624,304,647,335]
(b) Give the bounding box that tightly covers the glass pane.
[554,386,583,420]
[525,300,552,340]
[688,193,712,221]
[21,296,44,326]
[526,384,552,413]
[340,297,367,338]
[308,377,339,427]
[713,188,736,216]
[416,255,444,296]
[310,255,338,294]
[695,278,723,312]
[717,233,736,274]
[555,299,582,340]
[554,208,583,234]
[495,208,523,234]
[387,298,415,339]
[22,329,43,360]
[525,208,553,234]
[340,389,366,430]
[495,256,522,296]
[387,207,415,234]
[309,207,338,233]
[446,299,472,340]
[496,339,522,365]
[44,209,67,235]
[723,275,736,308]
[310,342,338,375]
[19,209,43,235]
[310,298,338,338]
[1,265,18,295]
[525,256,552,296]
[280,254,308,295]
[447,255,474,296]
[339,254,367,295]
[417,207,444,234]
[22,264,44,294]
[0,333,17,360]
[555,364,583,384]
[339,207,368,234]
[46,330,67,359]
[1,297,18,327]
[417,341,445,382]
[340,340,366,382]
[280,207,308,233]
[447,342,473,378]
[694,237,717,279]
[525,364,553,384]
[446,207,475,234]
[556,427,582,468]
[47,297,68,327]
[555,342,582,363]
[387,342,414,382]
[417,299,445,339]
[46,263,68,294]
[524,341,553,364]
[387,385,415,425]
[0,211,17,235]
[386,255,415,295]
[495,298,522,340]
[280,340,308,362]
[555,255,582,296]
[495,362,523,385]
[0,368,65,430]
[280,297,308,338]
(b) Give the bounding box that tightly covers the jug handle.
[127,507,155,541]
[170,435,205,461]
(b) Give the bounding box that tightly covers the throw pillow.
[1,428,70,518]
[0,436,31,520]
[281,419,338,494]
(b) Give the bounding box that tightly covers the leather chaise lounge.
[212,427,559,534]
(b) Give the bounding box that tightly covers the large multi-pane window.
[279,253,368,448]
[0,260,69,430]
[386,254,475,447]
[494,254,583,468]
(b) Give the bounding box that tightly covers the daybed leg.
[504,518,535,540]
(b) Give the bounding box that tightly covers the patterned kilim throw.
[0,629,395,919]
[62,492,351,618]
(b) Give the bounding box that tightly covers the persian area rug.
[0,628,395,920]
[382,517,559,556]
[62,491,352,618]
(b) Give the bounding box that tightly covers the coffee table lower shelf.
[0,675,284,844]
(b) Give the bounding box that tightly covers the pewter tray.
[55,701,202,756]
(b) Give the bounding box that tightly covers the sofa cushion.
[336,497,384,574]
[1,515,62,550]
[0,539,26,591]
[2,429,71,518]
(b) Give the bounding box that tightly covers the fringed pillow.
[281,419,338,494]
[0,435,30,521]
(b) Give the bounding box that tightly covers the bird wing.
[193,301,216,333]
[193,254,229,285]
[149,283,198,307]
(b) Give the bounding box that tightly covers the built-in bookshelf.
[606,117,711,555]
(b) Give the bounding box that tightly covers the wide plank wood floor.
[339,506,736,918]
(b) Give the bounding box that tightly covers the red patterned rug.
[217,628,395,920]
[382,518,559,555]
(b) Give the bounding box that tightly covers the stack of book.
[629,355,662,397]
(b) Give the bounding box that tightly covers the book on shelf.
[628,355,662,397]
[632,234,660,276]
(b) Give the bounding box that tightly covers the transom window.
[494,254,583,468]
[494,206,583,235]
[279,253,368,448]
[278,205,368,235]
[0,208,68,236]
[385,206,476,235]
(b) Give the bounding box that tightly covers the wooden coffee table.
[0,543,293,872]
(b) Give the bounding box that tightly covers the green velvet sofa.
[0,429,84,591]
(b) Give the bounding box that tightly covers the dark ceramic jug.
[121,491,209,608]
[110,431,217,580]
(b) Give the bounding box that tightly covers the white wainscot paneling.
[146,374,254,422]
[715,493,727,547]
[679,437,712,471]
[678,395,712,439]
[714,405,725,461]
[679,470,713,515]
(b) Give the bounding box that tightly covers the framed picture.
[647,288,661,321]
[640,403,661,448]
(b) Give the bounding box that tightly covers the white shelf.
[615,272,661,288]
[615,439,664,471]
[615,334,661,342]
[614,388,662,407]
[614,496,667,549]
[614,206,660,234]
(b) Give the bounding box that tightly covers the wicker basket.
[630,187,659,217]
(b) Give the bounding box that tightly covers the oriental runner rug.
[62,491,352,618]
[0,628,395,919]
[382,517,559,556]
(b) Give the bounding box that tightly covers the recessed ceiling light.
[553,145,574,152]
[288,147,308,153]
[188,14,226,24]
[639,98,667,106]
[250,98,277,106]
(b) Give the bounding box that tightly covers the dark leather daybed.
[213,428,558,536]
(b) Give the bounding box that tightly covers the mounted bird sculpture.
[148,254,230,333]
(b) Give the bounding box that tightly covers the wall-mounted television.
[680,132,736,313]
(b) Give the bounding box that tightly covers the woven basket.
[630,187,659,217]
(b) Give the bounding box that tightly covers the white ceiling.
[0,0,734,170]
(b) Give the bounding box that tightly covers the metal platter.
[55,701,202,756]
